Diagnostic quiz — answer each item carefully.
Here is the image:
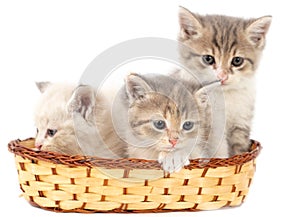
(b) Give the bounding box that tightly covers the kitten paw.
[183,159,190,166]
[158,152,167,164]
[158,151,190,173]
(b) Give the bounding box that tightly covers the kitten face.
[128,93,201,152]
[178,7,271,88]
[124,73,203,154]
[34,83,82,155]
[35,117,82,154]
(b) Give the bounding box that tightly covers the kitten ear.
[194,87,210,107]
[194,82,220,106]
[246,16,272,48]
[178,6,203,40]
[67,85,96,120]
[36,81,52,93]
[125,73,152,103]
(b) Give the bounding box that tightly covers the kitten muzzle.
[35,142,43,150]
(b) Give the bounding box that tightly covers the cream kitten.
[174,7,271,155]
[34,82,127,158]
[111,73,228,172]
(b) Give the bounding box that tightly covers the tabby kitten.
[34,82,127,158]
[111,73,228,172]
[175,7,271,155]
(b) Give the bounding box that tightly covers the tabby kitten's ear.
[194,87,209,107]
[67,85,96,120]
[246,16,272,48]
[125,73,153,103]
[178,6,202,40]
[194,82,221,107]
[36,81,52,93]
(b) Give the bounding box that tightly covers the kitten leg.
[228,126,251,156]
[158,152,176,173]
[158,151,167,164]
[158,151,190,173]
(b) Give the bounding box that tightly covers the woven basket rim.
[8,138,261,170]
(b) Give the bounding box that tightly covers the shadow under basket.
[8,138,261,213]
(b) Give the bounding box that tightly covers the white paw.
[158,152,167,164]
[183,158,190,166]
[158,151,190,173]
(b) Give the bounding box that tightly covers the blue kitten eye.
[153,120,166,130]
[202,55,215,65]
[231,57,244,67]
[183,121,194,131]
[47,129,57,137]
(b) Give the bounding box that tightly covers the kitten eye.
[202,55,215,65]
[47,129,57,137]
[153,120,166,130]
[231,57,244,67]
[182,121,194,131]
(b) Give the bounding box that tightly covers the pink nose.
[169,139,178,147]
[217,71,228,84]
[35,143,43,150]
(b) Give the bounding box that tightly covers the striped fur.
[175,7,271,155]
[112,73,228,172]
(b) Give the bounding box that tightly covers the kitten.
[111,73,228,173]
[34,82,127,158]
[174,7,271,155]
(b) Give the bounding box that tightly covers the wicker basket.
[8,138,261,213]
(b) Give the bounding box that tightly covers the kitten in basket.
[112,73,228,172]
[173,7,272,155]
[34,73,228,173]
[34,82,127,158]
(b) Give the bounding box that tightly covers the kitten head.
[178,6,272,88]
[34,82,95,155]
[123,73,206,154]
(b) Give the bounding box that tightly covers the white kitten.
[34,82,127,158]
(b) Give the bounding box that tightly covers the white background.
[1,0,299,216]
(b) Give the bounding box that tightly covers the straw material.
[8,138,261,213]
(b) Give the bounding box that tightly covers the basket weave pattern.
[8,138,261,213]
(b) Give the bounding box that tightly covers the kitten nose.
[217,70,229,84]
[35,143,43,150]
[169,139,178,147]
